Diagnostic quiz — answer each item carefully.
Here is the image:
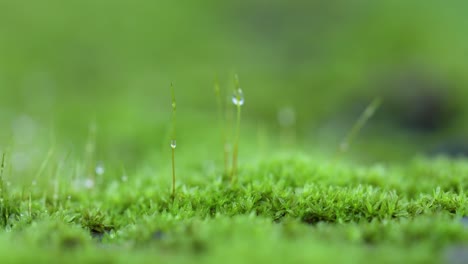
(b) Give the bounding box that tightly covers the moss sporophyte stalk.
[170,83,177,198]
[337,97,382,157]
[230,74,244,184]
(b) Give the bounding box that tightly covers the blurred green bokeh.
[1,0,468,163]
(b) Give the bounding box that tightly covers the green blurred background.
[1,0,468,176]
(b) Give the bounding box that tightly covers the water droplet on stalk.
[84,178,94,189]
[171,140,177,149]
[95,164,105,175]
[232,88,245,106]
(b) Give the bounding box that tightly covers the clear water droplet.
[172,102,176,110]
[95,164,105,175]
[84,178,94,189]
[171,140,177,149]
[232,88,245,106]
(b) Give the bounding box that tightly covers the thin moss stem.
[336,97,382,158]
[171,146,176,197]
[231,102,242,183]
[170,83,177,198]
[230,74,244,184]
[85,120,97,181]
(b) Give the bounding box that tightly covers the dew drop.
[95,164,105,175]
[121,175,128,182]
[171,140,177,149]
[84,178,95,189]
[232,88,245,106]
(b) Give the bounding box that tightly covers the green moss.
[0,154,466,263]
[1,1,468,263]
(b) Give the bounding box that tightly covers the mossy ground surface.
[0,149,467,264]
[1,1,468,263]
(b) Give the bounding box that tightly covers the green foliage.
[0,154,466,263]
[1,1,468,263]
